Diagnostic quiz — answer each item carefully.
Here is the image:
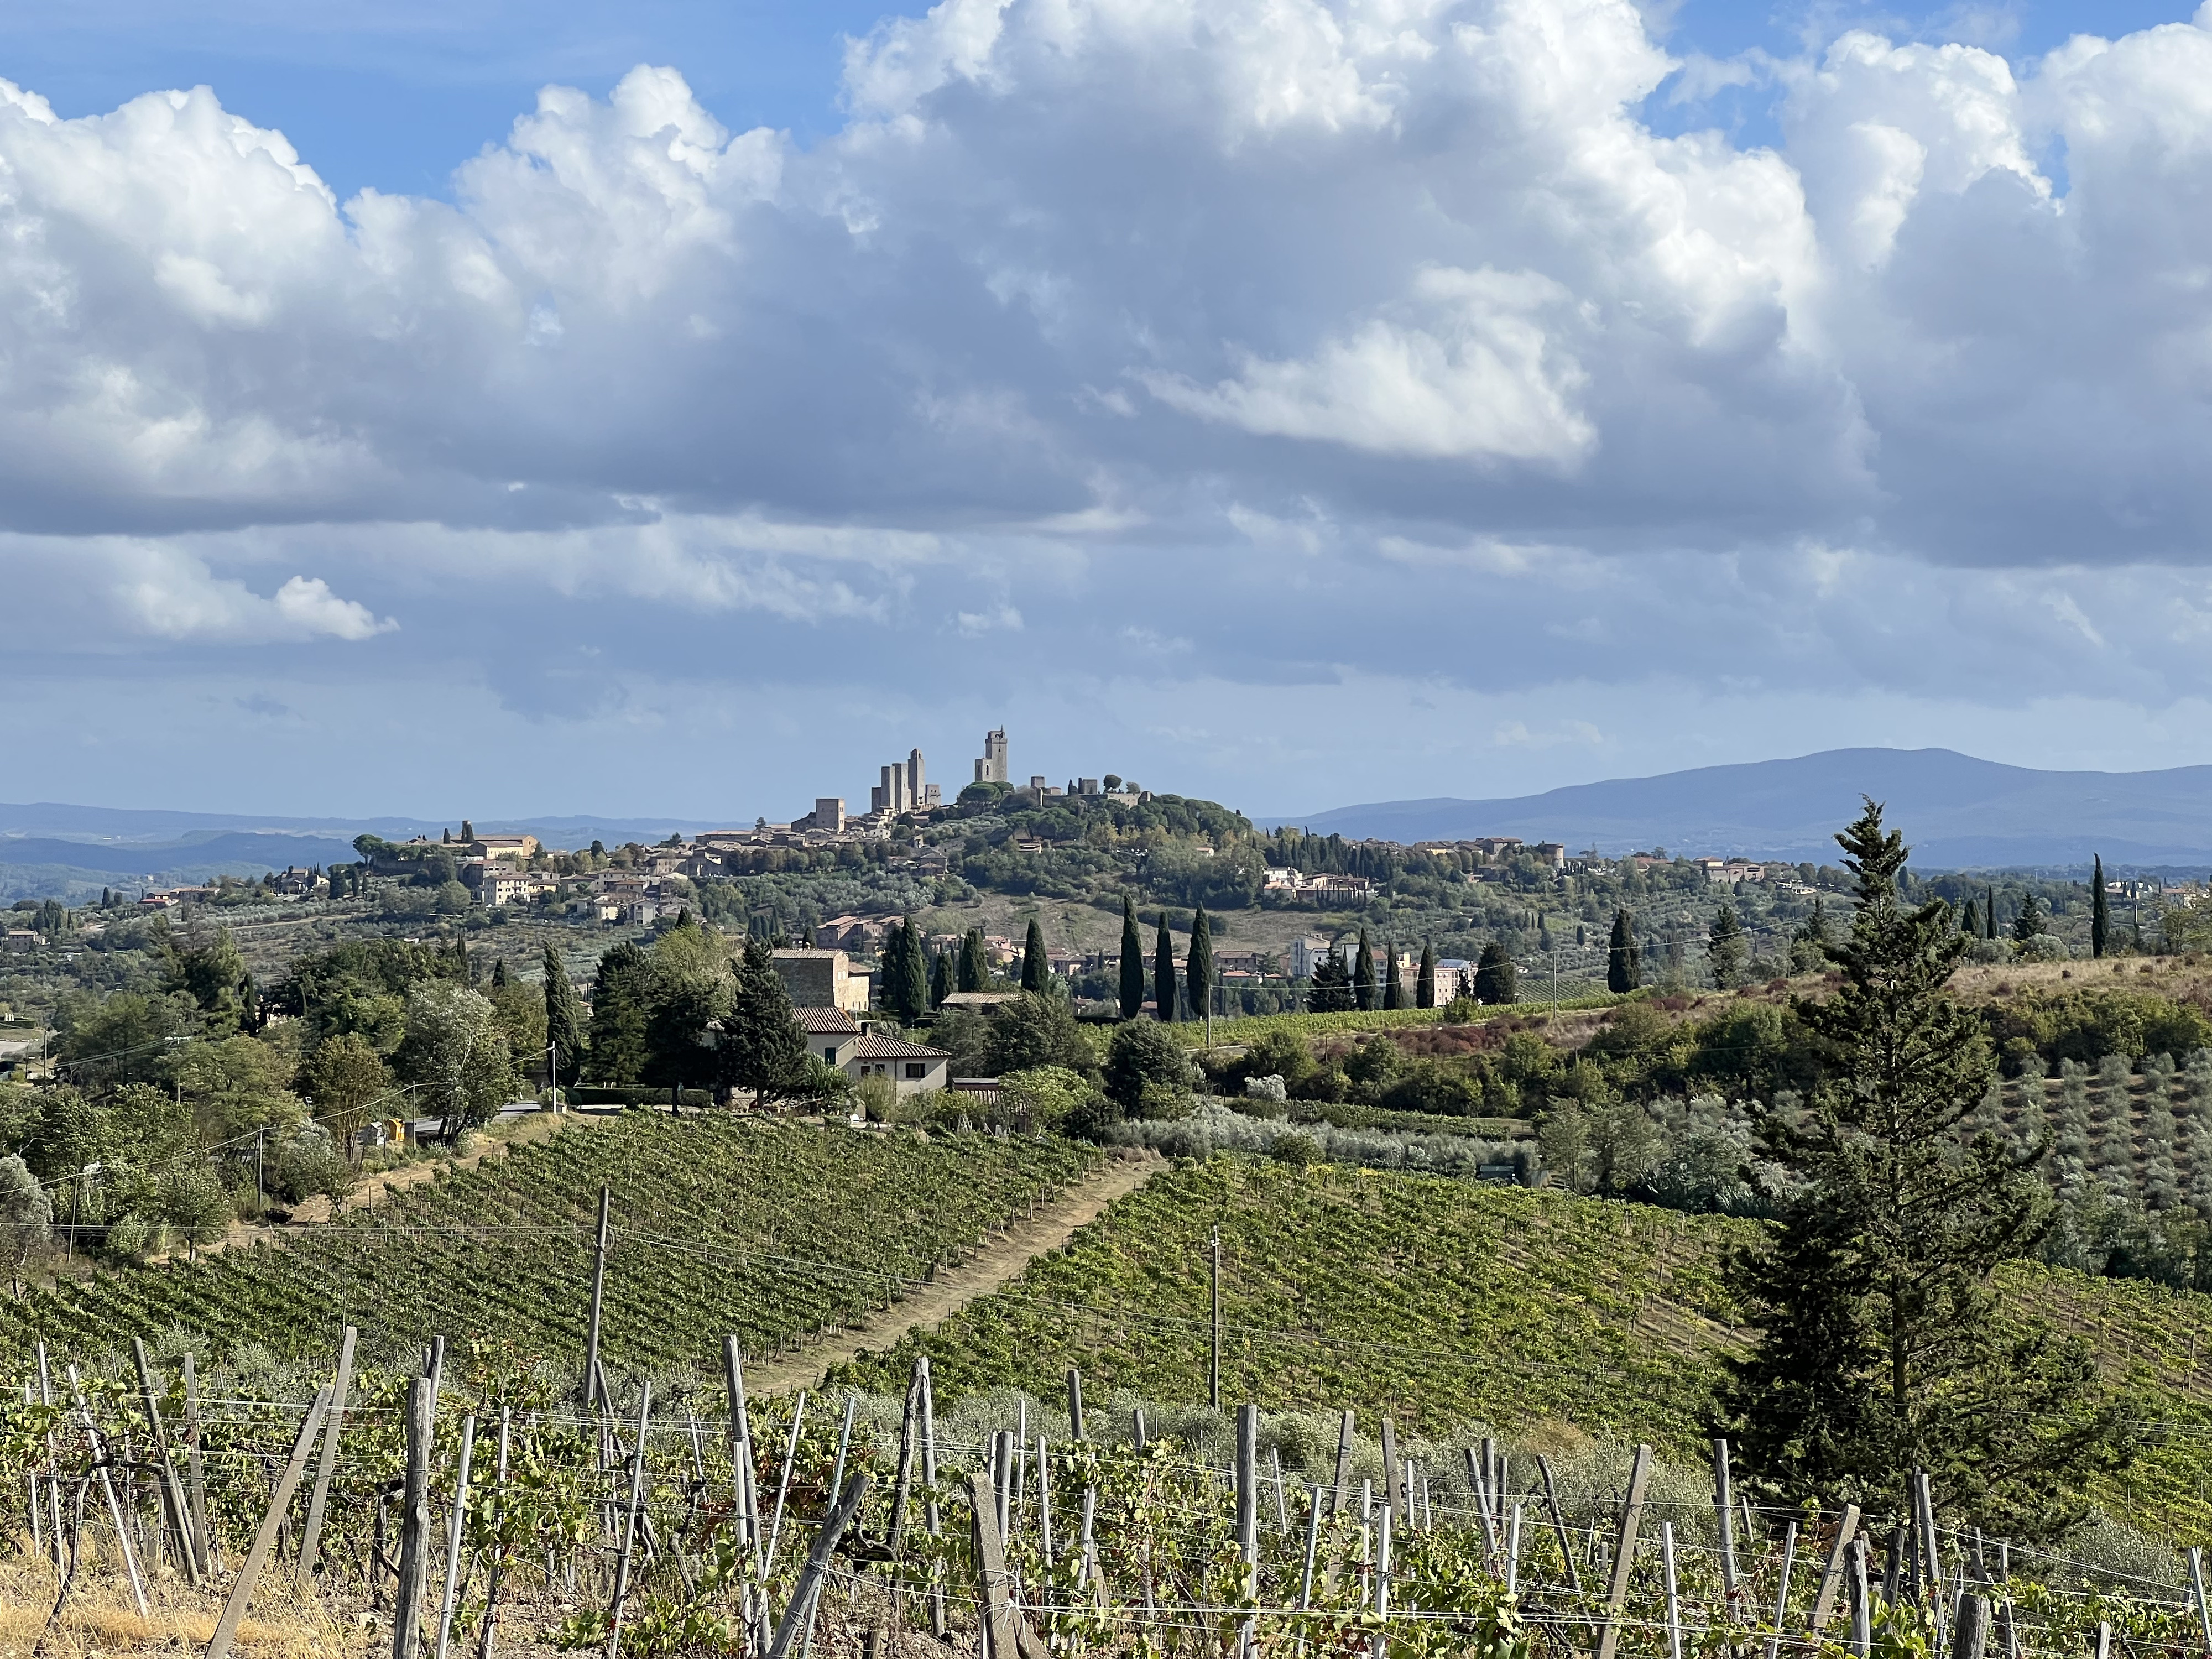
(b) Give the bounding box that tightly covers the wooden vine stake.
[604,1387,650,1659]
[1536,1454,1582,1595]
[298,1323,358,1584]
[391,1374,438,1659]
[65,1364,148,1621]
[766,1475,874,1659]
[1811,1505,1864,1633]
[1236,1405,1259,1659]
[583,1184,612,1409]
[1593,1443,1653,1659]
[204,1386,331,1659]
[129,1337,199,1587]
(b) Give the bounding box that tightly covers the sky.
[4,0,2212,826]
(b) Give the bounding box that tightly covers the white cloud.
[8,1,2212,805]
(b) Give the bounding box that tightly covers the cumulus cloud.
[5,0,2212,809]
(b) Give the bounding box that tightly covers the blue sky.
[3,0,2211,826]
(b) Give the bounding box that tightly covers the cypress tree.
[1960,899,1980,940]
[879,916,907,1012]
[1186,905,1214,1023]
[491,958,509,989]
[1472,942,1516,1005]
[716,938,808,1107]
[1353,927,1376,1011]
[959,928,989,993]
[1986,886,1998,941]
[1154,912,1178,1021]
[1383,941,1404,1010]
[1708,905,1747,989]
[1119,896,1145,1021]
[886,915,928,1021]
[1021,916,1050,994]
[929,946,951,1009]
[1722,800,2129,1534]
[2091,854,2109,959]
[1607,908,1641,994]
[1416,941,1437,1010]
[544,943,587,1088]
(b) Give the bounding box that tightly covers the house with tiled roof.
[844,1031,951,1096]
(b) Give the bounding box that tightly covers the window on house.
[905,1063,926,1079]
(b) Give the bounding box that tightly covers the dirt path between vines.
[746,1148,1167,1394]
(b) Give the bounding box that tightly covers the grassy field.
[831,1155,2212,1541]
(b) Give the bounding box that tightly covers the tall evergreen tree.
[879,917,910,1014]
[1186,905,1214,1023]
[2091,854,2110,959]
[585,942,653,1084]
[491,958,509,989]
[1119,896,1146,1021]
[928,946,951,1009]
[543,943,587,1088]
[1154,912,1178,1021]
[1021,916,1051,994]
[716,938,809,1107]
[886,915,929,1021]
[1353,927,1377,1011]
[2012,894,2045,946]
[1607,908,1641,994]
[1383,941,1404,1010]
[1308,952,1355,1013]
[1472,942,1517,1005]
[1416,942,1437,1010]
[1986,885,1999,941]
[1708,905,1747,989]
[1959,899,1980,940]
[959,929,989,993]
[1721,800,2130,1535]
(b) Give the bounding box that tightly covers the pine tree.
[1416,942,1437,1010]
[1607,908,1641,994]
[1186,905,1214,1024]
[1473,942,1516,1005]
[586,942,653,1084]
[1708,905,1747,989]
[929,947,951,1009]
[1308,952,1355,1013]
[544,943,587,1088]
[1021,916,1050,994]
[717,938,808,1107]
[1383,941,1404,1010]
[959,929,989,993]
[1154,913,1178,1021]
[2012,894,2044,946]
[491,958,509,989]
[1721,800,2130,1535]
[2091,854,2109,959]
[1353,927,1376,1011]
[1119,896,1145,1021]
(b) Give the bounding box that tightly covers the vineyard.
[4,1336,2208,1659]
[830,1159,2212,1541]
[0,1114,1097,1373]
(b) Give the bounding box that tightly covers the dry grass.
[0,1542,366,1659]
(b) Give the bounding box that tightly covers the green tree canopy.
[1102,1021,1195,1114]
[716,938,809,1107]
[2091,854,2109,959]
[1472,942,1516,1005]
[1307,952,1354,1014]
[959,929,990,994]
[984,990,1093,1076]
[302,1032,390,1166]
[1708,905,1747,989]
[1416,942,1437,1010]
[395,982,517,1140]
[586,942,653,1086]
[1353,928,1376,1012]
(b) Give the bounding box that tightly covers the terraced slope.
[0,1115,1095,1371]
[832,1157,2212,1539]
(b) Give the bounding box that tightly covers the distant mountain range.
[1272,749,2212,869]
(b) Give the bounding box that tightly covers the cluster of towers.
[869,749,937,815]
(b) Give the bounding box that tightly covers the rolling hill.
[1273,748,2212,868]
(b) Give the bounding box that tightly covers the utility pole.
[1209,1225,1222,1411]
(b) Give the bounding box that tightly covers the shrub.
[1104,1021,1196,1113]
[269,1129,357,1206]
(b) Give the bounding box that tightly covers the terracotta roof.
[851,1034,950,1060]
[794,1006,861,1035]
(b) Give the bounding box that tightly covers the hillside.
[1277,747,2212,867]
[0,1114,1095,1370]
[833,1156,2212,1540]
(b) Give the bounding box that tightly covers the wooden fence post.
[129,1337,199,1587]
[1812,1505,1864,1632]
[181,1350,210,1575]
[1536,1454,1583,1595]
[66,1364,148,1620]
[298,1324,357,1584]
[434,1414,479,1659]
[583,1185,611,1409]
[1593,1444,1653,1659]
[205,1387,331,1659]
[392,1375,437,1659]
[1661,1521,1684,1659]
[1713,1438,1740,1597]
[604,1387,650,1659]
